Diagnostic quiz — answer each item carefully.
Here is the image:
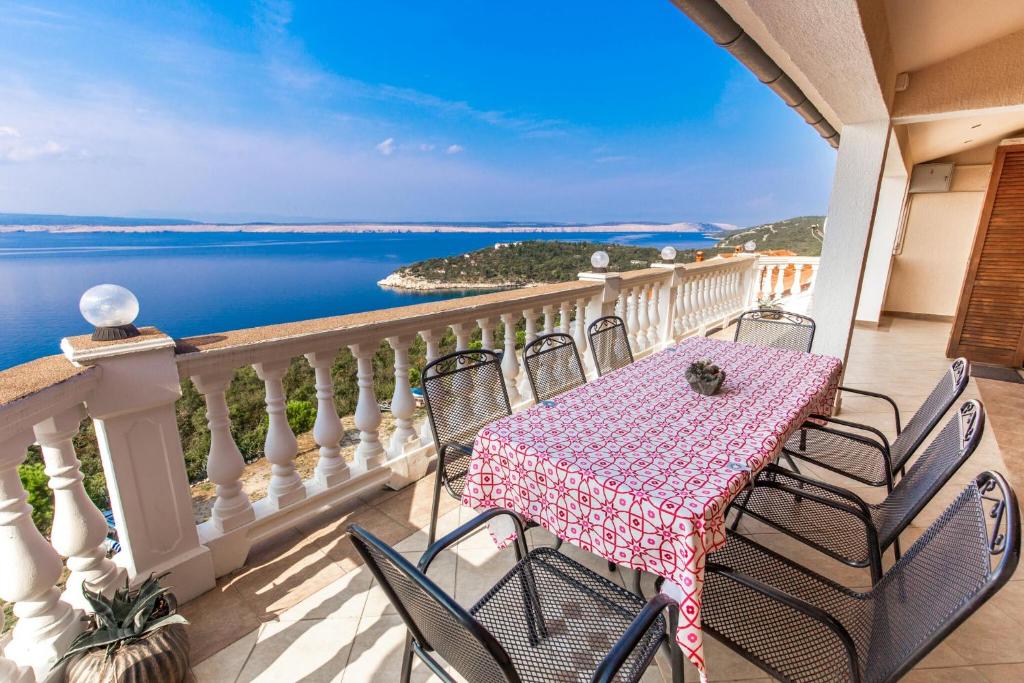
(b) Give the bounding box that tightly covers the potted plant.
[55,574,192,683]
[757,295,783,319]
[685,358,726,396]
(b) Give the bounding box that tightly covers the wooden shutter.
[948,143,1024,366]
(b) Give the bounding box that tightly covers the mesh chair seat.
[471,548,664,682]
[783,426,890,487]
[704,472,1019,683]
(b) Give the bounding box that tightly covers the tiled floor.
[188,317,1024,682]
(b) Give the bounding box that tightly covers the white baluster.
[626,286,641,350]
[0,612,33,683]
[254,359,305,508]
[418,328,444,446]
[807,262,821,314]
[542,305,555,336]
[304,349,351,488]
[387,335,419,458]
[477,317,495,351]
[34,406,124,610]
[0,431,79,674]
[559,301,571,334]
[754,264,768,303]
[684,278,697,331]
[674,283,685,337]
[573,297,595,376]
[614,291,625,319]
[451,322,472,350]
[193,372,255,532]
[647,282,662,349]
[772,264,787,299]
[518,310,538,399]
[348,342,387,473]
[500,312,523,405]
[790,263,803,296]
[637,284,651,350]
[697,275,710,331]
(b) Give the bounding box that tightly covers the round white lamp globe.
[79,284,141,340]
[744,240,757,253]
[591,250,610,272]
[660,246,677,262]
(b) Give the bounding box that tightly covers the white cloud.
[375,137,395,156]
[0,138,68,162]
[0,126,20,137]
[418,143,435,152]
[446,144,464,155]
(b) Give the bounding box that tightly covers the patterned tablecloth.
[461,336,843,678]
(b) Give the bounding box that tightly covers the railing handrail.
[756,255,820,265]
[0,357,98,439]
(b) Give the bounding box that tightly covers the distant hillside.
[0,212,201,227]
[380,240,695,290]
[716,215,825,256]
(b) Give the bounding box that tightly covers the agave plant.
[55,573,188,667]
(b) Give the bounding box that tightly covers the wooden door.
[948,143,1024,365]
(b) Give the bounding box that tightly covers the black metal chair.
[588,316,634,377]
[731,400,985,584]
[784,358,970,490]
[422,349,512,545]
[522,333,587,403]
[704,470,1019,683]
[733,309,816,353]
[348,508,682,683]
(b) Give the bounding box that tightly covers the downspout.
[671,0,840,148]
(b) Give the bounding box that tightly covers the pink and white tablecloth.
[461,336,842,678]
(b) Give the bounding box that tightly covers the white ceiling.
[884,0,1024,73]
[904,109,1024,165]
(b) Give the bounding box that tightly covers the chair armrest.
[704,563,862,683]
[838,385,902,435]
[752,466,874,524]
[799,417,895,484]
[419,508,529,573]
[591,592,676,683]
[760,464,873,519]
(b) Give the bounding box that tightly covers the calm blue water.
[0,230,718,369]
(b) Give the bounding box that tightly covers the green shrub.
[286,400,317,434]
[19,462,53,536]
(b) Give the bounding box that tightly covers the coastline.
[376,271,530,292]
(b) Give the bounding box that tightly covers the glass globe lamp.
[744,240,757,253]
[79,284,141,341]
[590,250,610,273]
[660,246,677,263]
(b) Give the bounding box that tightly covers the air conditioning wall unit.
[909,163,954,193]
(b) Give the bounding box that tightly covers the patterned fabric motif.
[462,336,842,678]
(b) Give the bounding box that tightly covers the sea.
[0,230,719,369]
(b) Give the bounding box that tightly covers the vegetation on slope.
[716,215,825,256]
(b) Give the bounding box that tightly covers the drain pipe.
[671,0,840,148]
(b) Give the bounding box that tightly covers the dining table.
[460,335,843,680]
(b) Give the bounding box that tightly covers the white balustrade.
[542,305,555,335]
[559,301,571,334]
[452,321,472,350]
[518,310,537,400]
[0,612,33,683]
[647,283,662,349]
[254,360,306,508]
[387,335,419,458]
[477,317,495,351]
[790,264,804,296]
[193,372,256,532]
[0,431,79,674]
[418,328,444,445]
[500,313,524,405]
[625,287,641,350]
[304,349,351,488]
[34,405,124,610]
[348,342,387,473]
[574,297,594,375]
[772,264,787,298]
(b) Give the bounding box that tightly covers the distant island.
[379,215,824,291]
[0,212,732,235]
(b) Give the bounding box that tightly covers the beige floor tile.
[236,618,358,682]
[900,666,984,682]
[686,635,769,682]
[275,564,373,622]
[181,580,263,664]
[454,542,518,605]
[943,599,1024,665]
[362,549,457,617]
[340,614,434,682]
[193,627,259,683]
[976,662,1024,682]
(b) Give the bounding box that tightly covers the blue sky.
[0,1,836,226]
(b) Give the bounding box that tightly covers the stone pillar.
[304,349,351,488]
[812,120,891,363]
[34,405,125,610]
[62,330,215,604]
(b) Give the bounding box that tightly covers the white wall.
[883,165,989,317]
[856,175,908,324]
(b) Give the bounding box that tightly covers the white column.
[674,282,686,337]
[254,359,305,508]
[34,405,124,610]
[789,264,803,296]
[625,287,641,350]
[0,430,79,675]
[348,342,387,473]
[754,264,768,304]
[499,312,524,405]
[636,284,650,351]
[685,277,698,331]
[573,297,595,376]
[387,334,427,489]
[542,305,555,335]
[451,322,472,350]
[0,612,33,683]
[477,317,495,351]
[304,349,351,488]
[647,282,662,348]
[518,309,538,398]
[856,168,908,325]
[193,372,255,532]
[558,301,571,334]
[419,328,444,446]
[807,262,822,311]
[813,120,891,361]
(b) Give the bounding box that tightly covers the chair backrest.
[523,333,587,402]
[875,400,985,548]
[588,316,634,376]
[890,358,970,471]
[348,525,521,683]
[865,471,1019,683]
[422,349,511,495]
[733,309,815,353]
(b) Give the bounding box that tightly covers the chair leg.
[427,470,444,546]
[400,631,414,683]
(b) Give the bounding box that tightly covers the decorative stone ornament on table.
[79,284,141,341]
[685,358,726,396]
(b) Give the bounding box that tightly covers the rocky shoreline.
[377,271,531,292]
